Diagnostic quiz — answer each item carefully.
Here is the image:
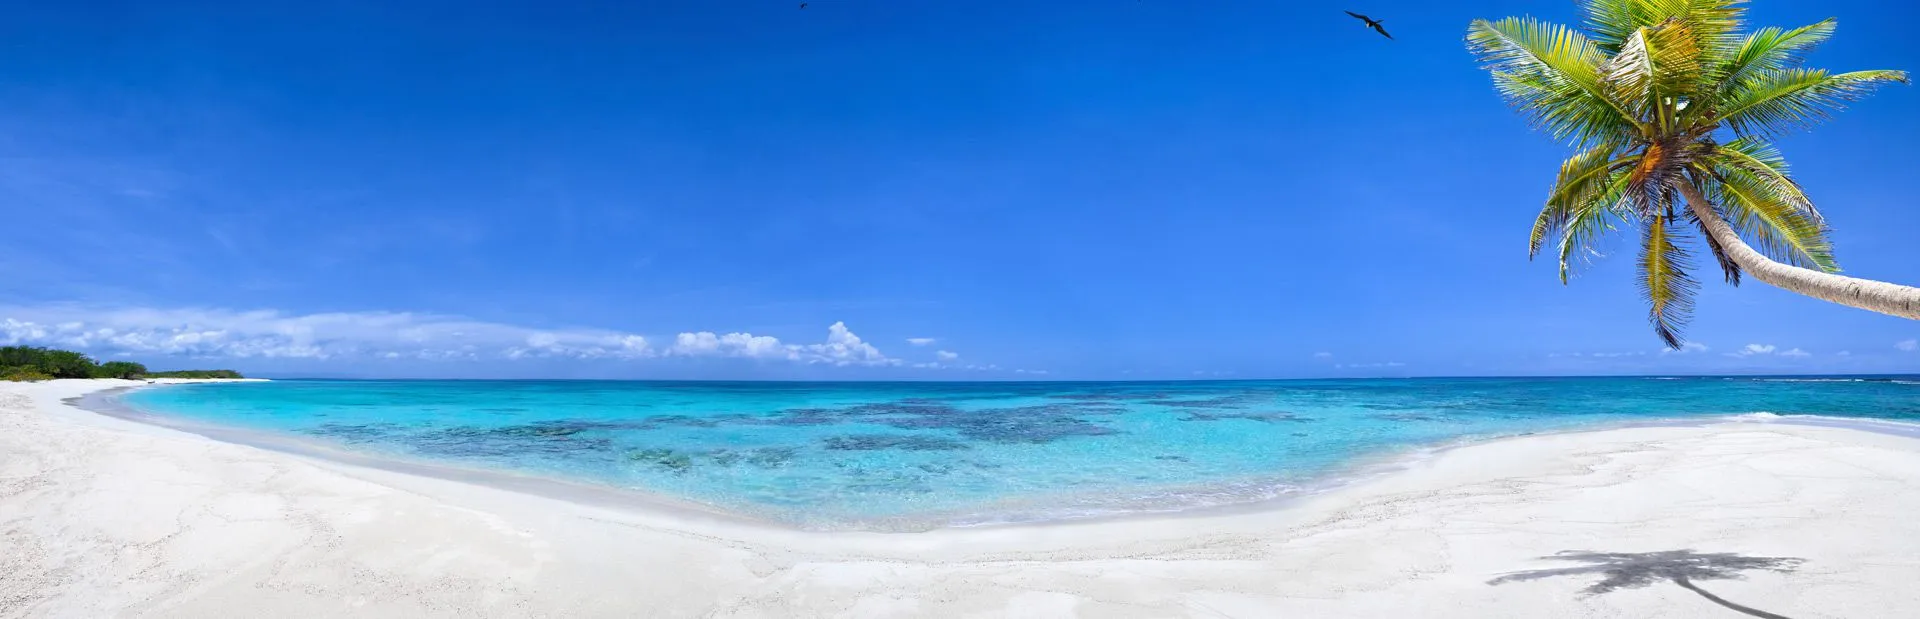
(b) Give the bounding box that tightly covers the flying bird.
[1345,10,1393,40]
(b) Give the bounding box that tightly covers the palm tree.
[1467,0,1917,347]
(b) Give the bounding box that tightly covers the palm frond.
[1719,69,1909,136]
[1582,0,1668,53]
[1532,145,1639,257]
[1638,211,1699,348]
[1556,172,1637,283]
[1582,0,1745,55]
[1673,0,1747,55]
[1468,17,1646,145]
[1492,71,1644,147]
[1600,20,1705,129]
[1703,169,1837,271]
[1705,137,1816,221]
[1719,19,1835,88]
[1693,208,1744,285]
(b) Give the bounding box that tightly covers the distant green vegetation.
[0,346,244,382]
[141,369,246,379]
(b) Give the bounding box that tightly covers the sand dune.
[5,379,1919,617]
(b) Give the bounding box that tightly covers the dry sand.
[5,378,1920,618]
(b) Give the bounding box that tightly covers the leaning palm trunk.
[1679,183,1920,320]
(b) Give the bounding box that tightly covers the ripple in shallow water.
[822,435,973,452]
[1181,411,1313,423]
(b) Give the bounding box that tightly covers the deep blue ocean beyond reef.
[120,377,1920,530]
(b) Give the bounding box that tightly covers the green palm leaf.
[1582,0,1744,56]
[1555,172,1637,283]
[1719,18,1835,88]
[1600,20,1705,129]
[1704,168,1837,271]
[1531,145,1639,257]
[1706,137,1816,221]
[1719,68,1909,136]
[1468,17,1645,145]
[1638,212,1699,348]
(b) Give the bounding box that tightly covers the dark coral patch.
[822,435,972,451]
[626,446,799,473]
[1180,411,1314,423]
[757,400,1124,445]
[1142,393,1270,409]
[629,448,695,473]
[408,424,616,457]
[1053,392,1172,402]
[306,422,406,443]
[745,447,800,468]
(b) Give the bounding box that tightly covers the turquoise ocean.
[115,377,1920,530]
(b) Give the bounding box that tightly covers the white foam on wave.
[1729,412,1784,421]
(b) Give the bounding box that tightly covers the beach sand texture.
[5,379,1920,618]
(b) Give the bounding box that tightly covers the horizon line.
[240,372,1920,383]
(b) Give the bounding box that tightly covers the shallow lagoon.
[122,377,1920,530]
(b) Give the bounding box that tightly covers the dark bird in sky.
[799,2,808,8]
[1345,11,1393,40]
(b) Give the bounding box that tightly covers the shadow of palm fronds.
[1489,550,1804,619]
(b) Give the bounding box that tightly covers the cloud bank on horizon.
[0,305,966,370]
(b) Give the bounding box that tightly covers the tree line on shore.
[0,346,244,382]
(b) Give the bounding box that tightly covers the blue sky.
[3,0,1917,379]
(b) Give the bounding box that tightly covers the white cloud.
[803,321,892,366]
[1,307,651,361]
[906,337,937,346]
[1837,351,1852,357]
[1660,342,1710,355]
[1726,344,1811,359]
[1313,352,1333,359]
[935,350,959,361]
[1899,339,1918,352]
[669,321,895,367]
[1336,362,1406,369]
[669,331,793,360]
[0,305,904,367]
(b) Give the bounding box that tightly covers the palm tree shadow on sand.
[1488,550,1805,619]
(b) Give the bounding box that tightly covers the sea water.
[117,377,1920,530]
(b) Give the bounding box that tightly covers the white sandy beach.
[4,380,1920,617]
